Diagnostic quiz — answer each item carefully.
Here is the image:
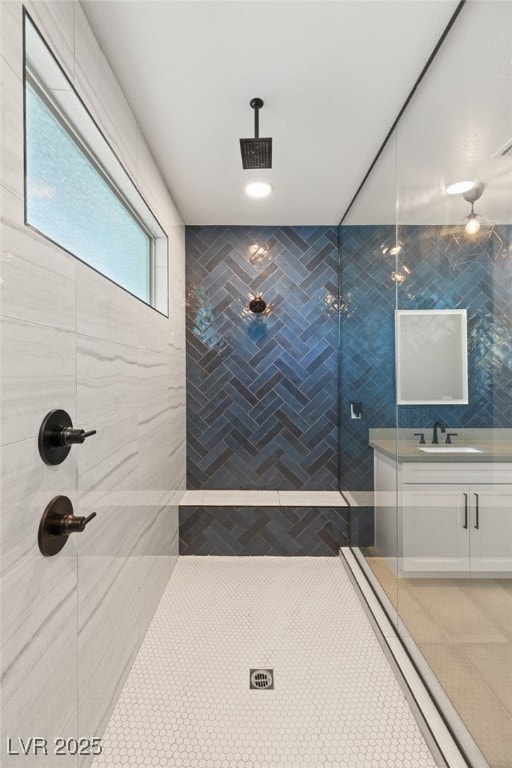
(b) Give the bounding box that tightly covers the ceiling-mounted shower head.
[240,98,272,169]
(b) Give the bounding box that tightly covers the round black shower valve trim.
[38,409,96,465]
[38,496,97,557]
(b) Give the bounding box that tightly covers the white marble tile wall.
[76,263,138,347]
[0,317,77,445]
[1,217,77,329]
[77,336,139,423]
[1,550,78,768]
[0,47,24,200]
[0,438,77,577]
[0,3,23,76]
[24,0,75,81]
[138,493,179,637]
[0,3,186,767]
[74,2,138,182]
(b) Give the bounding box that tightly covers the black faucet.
[432,420,446,444]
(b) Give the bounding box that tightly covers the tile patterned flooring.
[92,557,437,768]
[366,557,512,768]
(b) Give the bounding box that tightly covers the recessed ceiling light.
[245,181,272,198]
[446,180,475,195]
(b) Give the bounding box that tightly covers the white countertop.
[369,428,512,463]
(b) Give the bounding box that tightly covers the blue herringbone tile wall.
[339,226,396,493]
[186,226,339,489]
[179,506,349,555]
[340,224,512,491]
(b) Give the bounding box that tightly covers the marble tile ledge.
[180,490,348,507]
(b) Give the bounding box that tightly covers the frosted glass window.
[25,81,151,303]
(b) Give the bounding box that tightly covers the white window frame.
[23,10,169,316]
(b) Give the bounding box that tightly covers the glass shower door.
[395,2,512,765]
[339,129,400,619]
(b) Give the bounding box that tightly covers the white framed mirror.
[395,309,468,405]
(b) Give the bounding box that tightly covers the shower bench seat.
[180,490,347,507]
[178,490,352,556]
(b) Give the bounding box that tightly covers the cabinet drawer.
[401,462,512,485]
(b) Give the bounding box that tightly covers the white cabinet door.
[470,484,512,572]
[401,484,470,572]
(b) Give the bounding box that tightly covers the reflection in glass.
[342,2,512,765]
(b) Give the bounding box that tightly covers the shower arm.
[250,97,263,139]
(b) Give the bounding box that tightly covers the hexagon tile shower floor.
[92,557,437,768]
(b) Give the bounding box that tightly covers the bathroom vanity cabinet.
[374,451,512,575]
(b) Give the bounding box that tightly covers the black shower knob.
[38,495,96,556]
[38,409,96,465]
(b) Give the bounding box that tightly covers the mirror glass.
[395,309,468,404]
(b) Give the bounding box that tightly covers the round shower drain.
[250,669,273,689]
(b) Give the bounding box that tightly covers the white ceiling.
[81,0,463,225]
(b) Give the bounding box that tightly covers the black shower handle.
[39,410,97,465]
[59,511,97,535]
[59,427,97,446]
[39,497,97,556]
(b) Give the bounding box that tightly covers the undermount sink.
[419,446,482,453]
